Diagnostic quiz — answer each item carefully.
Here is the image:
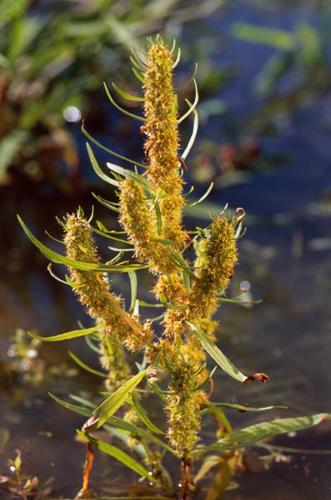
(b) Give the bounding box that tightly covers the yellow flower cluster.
[64,213,152,351]
[143,37,187,249]
[119,178,176,275]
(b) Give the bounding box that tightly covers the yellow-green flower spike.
[100,332,130,389]
[119,178,176,275]
[64,213,152,351]
[190,214,238,321]
[143,37,187,248]
[164,341,206,453]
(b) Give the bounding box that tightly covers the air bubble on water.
[7,347,15,358]
[27,349,38,359]
[240,280,251,292]
[178,482,183,488]
[9,466,16,473]
[148,471,153,476]
[288,431,297,438]
[63,106,81,123]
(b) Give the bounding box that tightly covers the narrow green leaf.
[178,80,199,124]
[112,82,144,102]
[48,393,91,417]
[172,47,181,69]
[202,402,287,415]
[82,126,145,168]
[18,215,144,273]
[106,161,153,192]
[77,431,153,481]
[210,413,331,451]
[29,326,98,342]
[92,192,120,213]
[68,351,107,378]
[131,393,164,435]
[231,23,295,50]
[132,67,145,83]
[181,107,198,160]
[128,271,137,313]
[108,416,173,454]
[190,182,214,206]
[188,322,247,383]
[86,143,119,187]
[103,82,144,121]
[47,264,70,286]
[93,370,147,428]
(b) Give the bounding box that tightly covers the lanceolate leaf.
[29,326,98,342]
[86,142,119,187]
[128,271,138,313]
[112,82,144,102]
[92,370,147,429]
[108,416,174,454]
[103,82,144,121]
[188,323,247,383]
[209,413,331,451]
[82,126,145,168]
[181,107,198,160]
[178,80,199,124]
[48,393,91,417]
[77,431,153,481]
[131,393,164,435]
[17,215,145,273]
[68,351,107,378]
[202,402,288,414]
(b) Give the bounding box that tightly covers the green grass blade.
[29,326,98,342]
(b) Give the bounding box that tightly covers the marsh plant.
[19,37,330,499]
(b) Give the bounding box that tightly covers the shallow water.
[1,1,331,498]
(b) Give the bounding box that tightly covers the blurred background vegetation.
[1,0,331,498]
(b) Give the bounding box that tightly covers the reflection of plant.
[0,0,224,188]
[231,19,331,130]
[4,329,78,386]
[0,450,53,499]
[19,37,330,499]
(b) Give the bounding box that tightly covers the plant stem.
[181,456,191,500]
[76,441,95,499]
